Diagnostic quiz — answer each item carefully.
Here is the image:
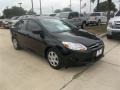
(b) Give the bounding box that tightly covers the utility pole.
[119,0,120,10]
[80,0,81,13]
[39,0,42,15]
[70,0,72,10]
[18,3,22,8]
[90,0,91,13]
[51,6,54,13]
[31,0,34,14]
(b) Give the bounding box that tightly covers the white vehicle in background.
[89,12,107,25]
[56,12,89,29]
[107,10,120,39]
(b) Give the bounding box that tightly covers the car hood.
[110,16,120,22]
[52,30,101,47]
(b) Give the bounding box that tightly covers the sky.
[0,0,119,15]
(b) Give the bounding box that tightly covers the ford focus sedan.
[10,16,104,70]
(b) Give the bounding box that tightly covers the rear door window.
[15,19,28,32]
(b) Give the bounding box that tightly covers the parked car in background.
[10,16,104,69]
[7,16,20,28]
[56,12,89,29]
[49,13,57,17]
[9,15,34,28]
[2,19,11,29]
[0,19,3,27]
[89,12,107,25]
[107,10,120,39]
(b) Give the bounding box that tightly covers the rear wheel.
[97,20,101,26]
[47,48,64,70]
[12,38,21,50]
[81,22,86,29]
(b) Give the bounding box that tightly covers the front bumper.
[107,27,120,37]
[62,45,104,65]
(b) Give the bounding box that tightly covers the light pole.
[80,0,82,13]
[31,0,34,14]
[39,0,42,15]
[18,3,22,8]
[90,0,91,13]
[70,0,72,9]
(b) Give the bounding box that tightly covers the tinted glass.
[40,19,72,32]
[116,11,120,16]
[90,13,100,16]
[27,20,41,32]
[15,20,27,31]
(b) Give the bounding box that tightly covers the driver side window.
[27,20,41,32]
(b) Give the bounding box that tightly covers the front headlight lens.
[62,42,87,51]
[108,22,115,28]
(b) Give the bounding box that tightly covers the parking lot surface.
[0,29,120,90]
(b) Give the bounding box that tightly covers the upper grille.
[89,43,103,51]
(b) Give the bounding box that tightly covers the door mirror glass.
[32,30,41,34]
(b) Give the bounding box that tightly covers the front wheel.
[47,48,64,70]
[107,35,112,39]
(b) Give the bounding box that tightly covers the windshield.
[40,18,72,32]
[90,13,100,16]
[115,11,120,16]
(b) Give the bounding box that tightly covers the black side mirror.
[32,30,45,39]
[32,30,41,34]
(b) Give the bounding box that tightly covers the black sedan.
[10,16,104,69]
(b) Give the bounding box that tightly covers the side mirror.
[32,30,45,38]
[32,30,41,34]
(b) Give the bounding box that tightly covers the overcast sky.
[0,0,119,15]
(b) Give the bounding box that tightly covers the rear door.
[14,19,30,48]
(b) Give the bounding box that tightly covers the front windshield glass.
[115,11,120,16]
[40,18,72,32]
[90,13,100,16]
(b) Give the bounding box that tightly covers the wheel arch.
[44,46,63,58]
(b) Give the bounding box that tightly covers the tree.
[62,7,72,12]
[3,6,27,18]
[94,1,117,12]
[54,9,61,13]
[96,0,100,12]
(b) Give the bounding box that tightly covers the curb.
[99,33,106,38]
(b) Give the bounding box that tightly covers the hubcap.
[13,39,18,49]
[48,51,59,67]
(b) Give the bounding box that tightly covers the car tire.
[81,22,86,29]
[107,35,112,39]
[97,20,101,26]
[12,38,21,50]
[47,48,64,70]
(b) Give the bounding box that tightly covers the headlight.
[108,22,115,28]
[62,42,87,51]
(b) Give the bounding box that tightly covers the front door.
[26,19,46,56]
